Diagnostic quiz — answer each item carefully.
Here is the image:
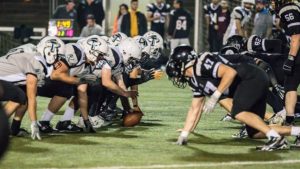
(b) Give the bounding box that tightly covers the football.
[123,111,143,127]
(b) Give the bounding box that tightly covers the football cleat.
[55,121,83,133]
[220,114,233,122]
[232,125,248,138]
[268,114,285,126]
[89,115,112,129]
[290,136,300,149]
[256,136,288,151]
[38,121,56,133]
[11,128,30,137]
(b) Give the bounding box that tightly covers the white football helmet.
[36,36,65,65]
[109,32,127,46]
[143,31,163,58]
[6,43,37,55]
[118,38,142,73]
[242,0,255,5]
[81,35,109,64]
[100,35,110,43]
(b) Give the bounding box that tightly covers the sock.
[286,115,295,124]
[266,129,280,139]
[277,109,286,118]
[11,119,21,135]
[41,109,55,121]
[60,106,75,121]
[291,127,300,136]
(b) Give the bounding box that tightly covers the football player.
[166,45,298,151]
[37,35,109,133]
[273,0,300,125]
[80,38,140,128]
[0,39,55,140]
[223,0,255,44]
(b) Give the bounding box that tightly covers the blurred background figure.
[216,0,230,51]
[204,0,221,52]
[53,0,77,20]
[80,14,103,37]
[168,0,193,51]
[146,0,171,39]
[77,0,105,31]
[121,0,147,37]
[252,0,273,38]
[223,0,255,44]
[112,4,129,35]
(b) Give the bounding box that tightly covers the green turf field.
[1,77,300,169]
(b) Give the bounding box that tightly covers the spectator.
[223,0,255,44]
[112,4,129,34]
[77,0,105,31]
[168,0,193,51]
[216,0,230,50]
[53,0,77,20]
[146,0,171,39]
[121,0,147,37]
[252,0,273,38]
[204,0,221,52]
[80,14,103,37]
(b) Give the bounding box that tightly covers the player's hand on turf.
[283,55,295,76]
[124,90,138,98]
[79,74,99,85]
[141,69,156,82]
[176,135,188,145]
[83,119,96,133]
[31,122,41,140]
[203,91,222,114]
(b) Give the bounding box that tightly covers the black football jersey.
[147,3,171,25]
[204,3,221,26]
[168,8,193,38]
[278,2,300,36]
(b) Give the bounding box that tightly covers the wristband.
[180,131,189,137]
[212,90,222,99]
[288,55,295,61]
[31,121,38,126]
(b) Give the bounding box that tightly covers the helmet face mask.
[166,61,187,88]
[124,57,140,74]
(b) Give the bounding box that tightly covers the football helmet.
[143,31,163,58]
[81,35,109,64]
[166,45,197,88]
[109,32,128,46]
[242,0,255,5]
[133,35,151,63]
[224,35,246,52]
[118,38,142,73]
[36,36,65,65]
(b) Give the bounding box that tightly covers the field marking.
[48,159,300,169]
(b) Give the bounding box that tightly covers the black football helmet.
[166,45,197,88]
[224,35,246,52]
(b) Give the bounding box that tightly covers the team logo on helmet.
[147,35,160,46]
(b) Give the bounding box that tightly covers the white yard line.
[48,159,300,169]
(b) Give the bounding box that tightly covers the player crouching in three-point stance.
[166,45,300,151]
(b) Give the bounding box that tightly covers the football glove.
[140,69,155,82]
[176,131,189,145]
[31,121,41,140]
[84,119,96,133]
[283,55,295,76]
[79,74,99,85]
[203,90,221,114]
